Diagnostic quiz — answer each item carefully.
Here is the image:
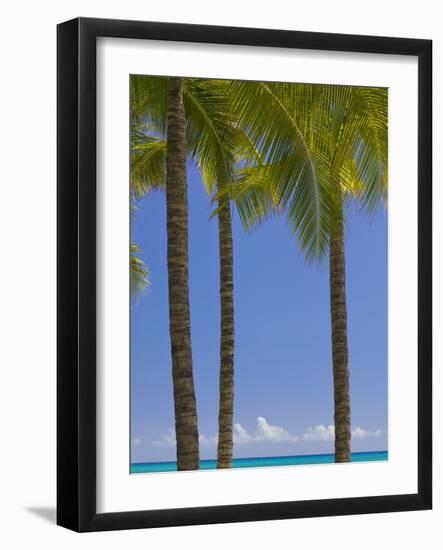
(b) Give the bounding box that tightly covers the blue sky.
[130,160,388,463]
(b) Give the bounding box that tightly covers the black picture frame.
[57,17,432,532]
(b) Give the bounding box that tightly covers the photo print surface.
[129,75,388,473]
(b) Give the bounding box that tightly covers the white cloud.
[351,427,384,439]
[255,416,299,443]
[303,424,335,442]
[233,422,254,444]
[151,418,297,449]
[199,433,218,446]
[152,420,385,449]
[302,424,384,442]
[131,437,142,447]
[234,417,299,445]
[152,429,218,448]
[152,428,176,448]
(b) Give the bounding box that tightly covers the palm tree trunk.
[165,77,200,470]
[329,204,351,462]
[216,196,235,469]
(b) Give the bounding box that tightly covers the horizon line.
[131,449,388,466]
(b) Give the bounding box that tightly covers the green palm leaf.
[184,79,237,193]
[130,241,149,299]
[131,130,167,197]
[222,80,332,260]
[130,75,169,134]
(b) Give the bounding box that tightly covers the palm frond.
[351,87,388,211]
[278,82,387,242]
[130,242,149,300]
[131,131,167,197]
[184,79,237,194]
[130,75,169,134]
[225,80,332,260]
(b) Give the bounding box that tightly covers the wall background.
[0,1,440,548]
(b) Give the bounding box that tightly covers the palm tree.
[215,182,235,468]
[213,80,329,467]
[130,76,237,470]
[226,82,387,462]
[131,76,200,469]
[291,84,387,462]
[163,77,200,470]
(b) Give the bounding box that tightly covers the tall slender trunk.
[216,195,235,469]
[165,77,200,470]
[329,204,351,462]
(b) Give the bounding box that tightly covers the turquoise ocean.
[131,450,388,473]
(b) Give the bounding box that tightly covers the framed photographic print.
[57,17,432,532]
